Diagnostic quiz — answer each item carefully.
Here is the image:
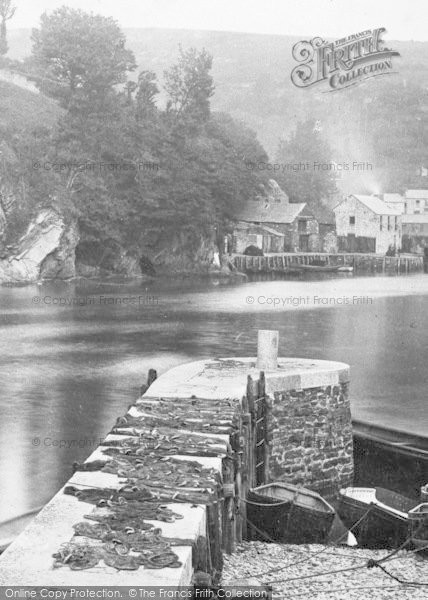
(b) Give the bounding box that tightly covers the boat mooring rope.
[248,505,373,579]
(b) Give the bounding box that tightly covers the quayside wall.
[233,253,424,274]
[0,356,351,586]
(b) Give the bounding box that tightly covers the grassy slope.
[4,27,428,200]
[0,79,62,131]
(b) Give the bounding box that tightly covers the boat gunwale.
[339,490,411,521]
[250,483,335,514]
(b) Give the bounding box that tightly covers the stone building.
[309,203,338,252]
[404,189,428,215]
[233,180,320,253]
[334,194,402,254]
[401,214,428,253]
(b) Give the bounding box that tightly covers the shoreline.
[1,264,427,288]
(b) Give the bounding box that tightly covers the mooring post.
[256,329,279,371]
[421,484,428,502]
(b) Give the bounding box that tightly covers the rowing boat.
[408,503,428,553]
[338,487,417,548]
[289,264,353,273]
[246,482,335,544]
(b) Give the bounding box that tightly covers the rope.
[248,505,373,579]
[269,562,368,584]
[368,562,428,587]
[242,500,428,589]
[373,522,424,565]
[406,541,428,555]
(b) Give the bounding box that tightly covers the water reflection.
[0,275,427,521]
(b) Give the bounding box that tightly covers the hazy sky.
[8,0,428,41]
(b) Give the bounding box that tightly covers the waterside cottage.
[334,194,402,254]
[232,180,320,253]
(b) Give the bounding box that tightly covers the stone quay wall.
[269,381,353,498]
[0,357,352,587]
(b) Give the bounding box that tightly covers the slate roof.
[236,222,285,236]
[236,200,307,224]
[335,195,402,216]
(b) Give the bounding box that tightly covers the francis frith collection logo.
[291,28,400,91]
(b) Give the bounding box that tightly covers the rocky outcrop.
[148,232,224,275]
[75,239,143,278]
[0,209,78,284]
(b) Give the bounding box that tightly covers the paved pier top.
[145,357,350,400]
[0,357,349,586]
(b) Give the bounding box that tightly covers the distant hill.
[4,27,428,193]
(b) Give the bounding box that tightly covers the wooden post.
[246,375,258,487]
[257,371,271,485]
[140,368,158,395]
[222,456,236,554]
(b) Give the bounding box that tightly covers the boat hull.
[337,488,415,548]
[247,484,335,544]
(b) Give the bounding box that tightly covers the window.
[298,220,307,232]
[395,217,398,231]
[380,216,383,231]
[388,216,391,231]
[349,216,355,225]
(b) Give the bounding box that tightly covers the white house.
[334,195,402,254]
[404,190,428,214]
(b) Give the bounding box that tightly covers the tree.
[275,119,337,205]
[135,70,159,120]
[164,46,214,124]
[0,0,16,56]
[30,6,136,109]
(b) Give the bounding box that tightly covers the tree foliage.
[275,119,337,205]
[164,46,214,124]
[5,8,269,259]
[30,6,136,109]
[0,0,16,56]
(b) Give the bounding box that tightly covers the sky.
[7,0,428,41]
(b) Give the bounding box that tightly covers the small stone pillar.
[256,330,279,371]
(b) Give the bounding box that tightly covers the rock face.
[149,233,222,274]
[75,239,143,278]
[0,209,78,284]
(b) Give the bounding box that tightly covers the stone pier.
[0,356,351,585]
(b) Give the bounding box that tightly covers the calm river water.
[0,274,427,521]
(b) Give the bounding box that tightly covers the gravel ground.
[221,541,428,599]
